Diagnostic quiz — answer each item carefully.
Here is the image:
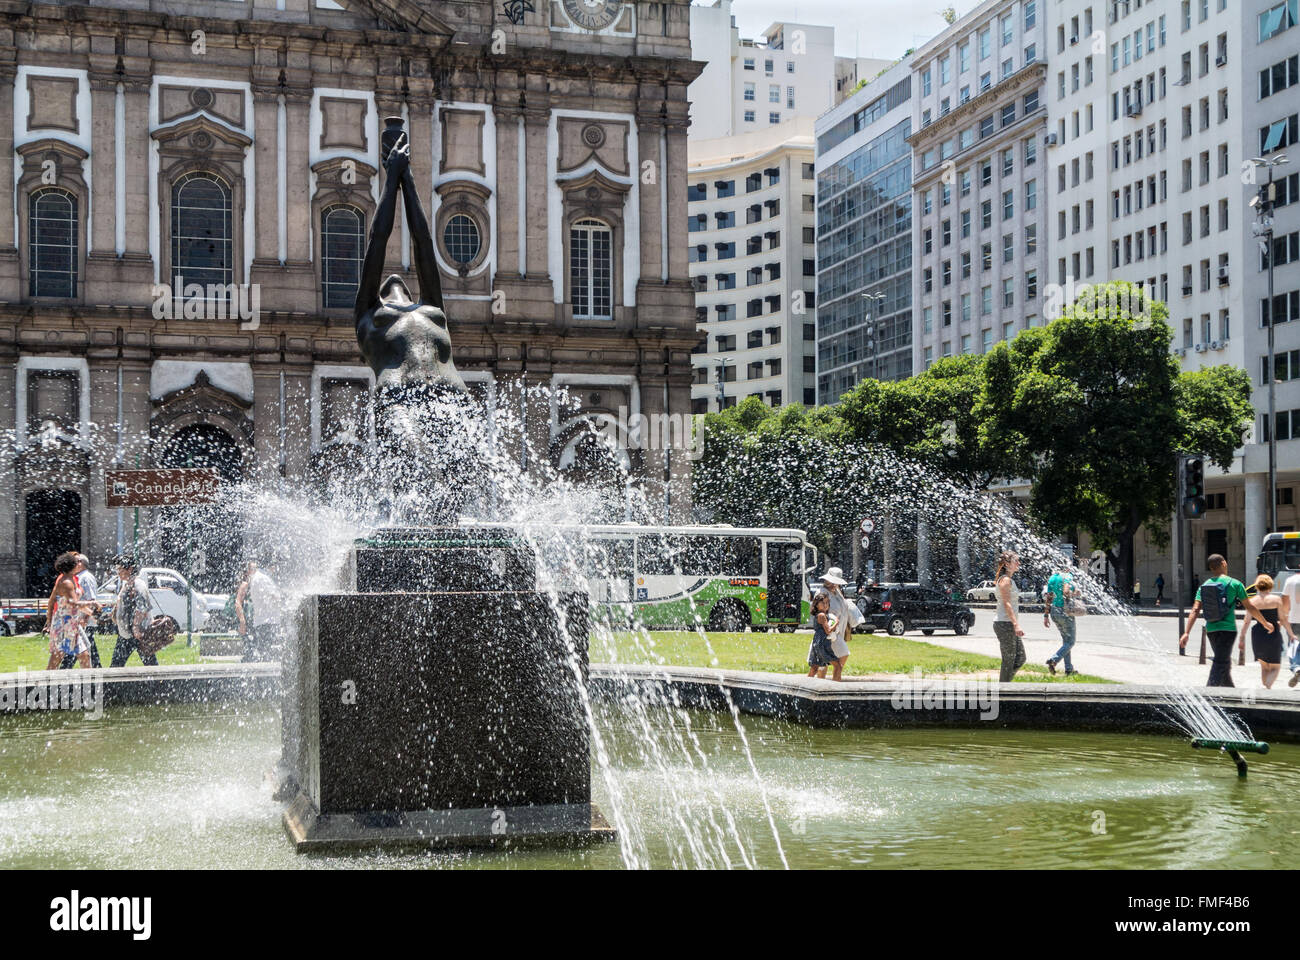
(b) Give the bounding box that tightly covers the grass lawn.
[600,630,1111,684]
[1,628,1109,685]
[0,632,204,674]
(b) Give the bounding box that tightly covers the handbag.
[137,615,177,657]
[1068,597,1088,617]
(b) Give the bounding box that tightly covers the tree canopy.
[692,282,1256,592]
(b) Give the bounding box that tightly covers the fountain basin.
[2,693,1299,869]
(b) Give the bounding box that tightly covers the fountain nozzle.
[1191,738,1269,778]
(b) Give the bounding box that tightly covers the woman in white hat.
[820,567,863,681]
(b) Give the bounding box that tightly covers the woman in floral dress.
[44,552,97,670]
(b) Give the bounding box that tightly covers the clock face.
[562,0,622,31]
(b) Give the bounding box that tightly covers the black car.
[854,585,975,637]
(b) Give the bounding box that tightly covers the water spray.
[1191,738,1269,778]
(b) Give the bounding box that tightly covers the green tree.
[692,397,859,560]
[978,282,1253,594]
[840,354,998,488]
[1176,365,1255,467]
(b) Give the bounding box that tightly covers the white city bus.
[1257,532,1300,592]
[474,522,816,631]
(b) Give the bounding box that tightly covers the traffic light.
[1182,456,1205,519]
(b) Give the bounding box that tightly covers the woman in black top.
[1239,574,1297,689]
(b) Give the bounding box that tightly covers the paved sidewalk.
[912,612,1299,690]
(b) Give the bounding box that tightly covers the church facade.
[0,0,701,592]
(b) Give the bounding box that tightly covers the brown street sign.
[105,468,222,507]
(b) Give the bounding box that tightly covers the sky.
[713,0,985,59]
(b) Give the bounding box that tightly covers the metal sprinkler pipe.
[1191,738,1270,778]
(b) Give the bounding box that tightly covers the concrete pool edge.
[589,665,1300,744]
[3,662,1300,745]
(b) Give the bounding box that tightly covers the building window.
[27,369,78,436]
[321,204,364,309]
[442,213,481,267]
[28,188,77,299]
[171,172,232,289]
[570,218,612,320]
[1260,0,1298,41]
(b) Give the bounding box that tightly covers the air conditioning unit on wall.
[1194,343,1208,353]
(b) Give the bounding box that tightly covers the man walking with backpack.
[1180,554,1275,687]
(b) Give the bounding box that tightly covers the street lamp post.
[861,290,887,382]
[1251,154,1290,533]
[713,355,733,411]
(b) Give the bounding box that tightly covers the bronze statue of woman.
[354,118,477,521]
[354,117,468,401]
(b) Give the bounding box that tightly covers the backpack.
[1200,579,1230,621]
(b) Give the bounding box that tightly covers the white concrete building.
[910,0,1050,371]
[688,121,819,411]
[1042,0,1300,592]
[687,2,892,143]
[686,5,891,411]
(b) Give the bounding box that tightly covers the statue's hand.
[385,133,410,178]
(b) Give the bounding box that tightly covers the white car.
[966,580,1039,604]
[97,567,217,634]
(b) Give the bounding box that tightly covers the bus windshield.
[1258,537,1300,578]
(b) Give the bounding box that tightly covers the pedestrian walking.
[1180,554,1274,687]
[1281,573,1300,687]
[58,554,102,669]
[109,555,158,667]
[1155,573,1165,606]
[818,567,862,682]
[44,552,96,671]
[992,551,1026,682]
[1043,565,1079,676]
[1237,574,1295,689]
[236,560,285,662]
[1132,579,1141,605]
[805,591,837,679]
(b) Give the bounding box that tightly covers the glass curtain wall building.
[815,64,915,403]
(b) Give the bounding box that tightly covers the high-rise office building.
[687,3,891,411]
[688,122,820,411]
[909,0,1049,372]
[814,59,916,403]
[1044,0,1299,583]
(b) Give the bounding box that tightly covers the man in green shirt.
[1180,553,1274,687]
[1043,567,1078,675]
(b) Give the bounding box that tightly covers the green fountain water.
[1,701,1295,870]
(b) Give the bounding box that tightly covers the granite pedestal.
[279,529,614,851]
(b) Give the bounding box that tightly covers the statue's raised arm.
[353,117,466,398]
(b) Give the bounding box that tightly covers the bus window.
[586,539,633,579]
[637,535,684,575]
[722,537,762,577]
[679,537,722,576]
[586,538,633,604]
